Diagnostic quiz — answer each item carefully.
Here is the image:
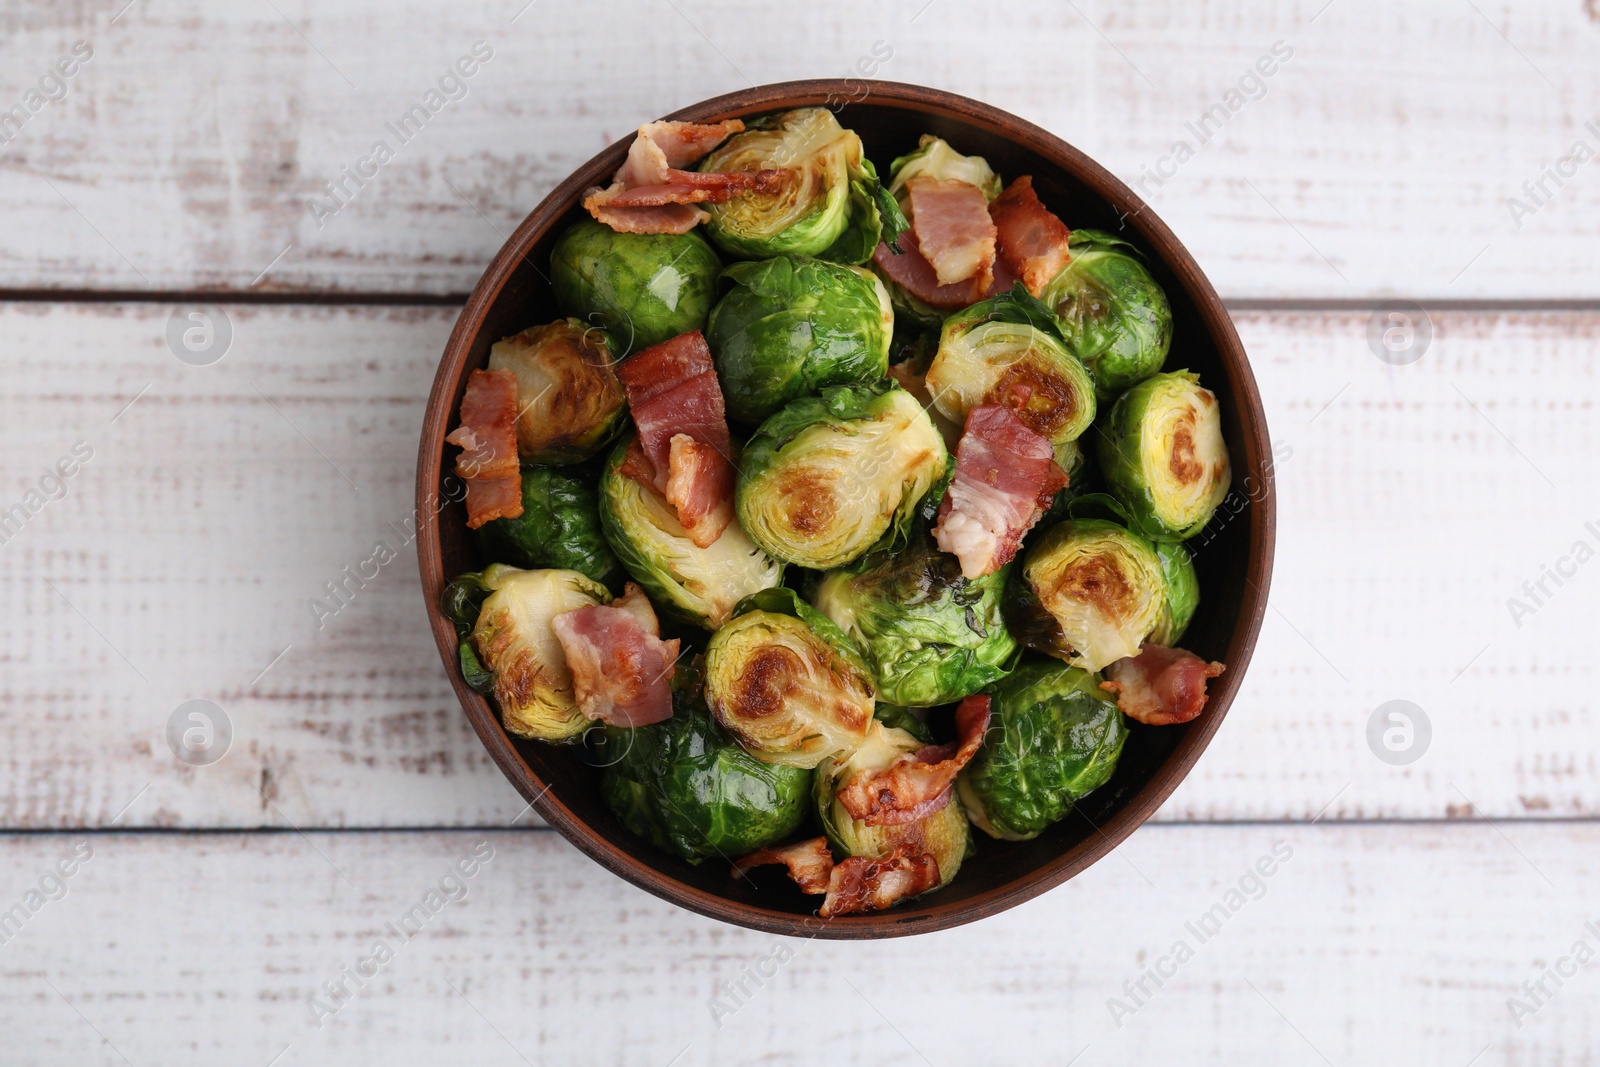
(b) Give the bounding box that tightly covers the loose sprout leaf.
[458,638,497,694]
[441,571,491,637]
[874,179,911,253]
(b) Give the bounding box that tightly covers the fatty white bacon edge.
[906,176,997,288]
[1100,643,1226,726]
[933,405,1067,579]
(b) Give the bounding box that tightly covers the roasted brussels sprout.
[926,286,1097,454]
[474,467,619,585]
[815,721,971,887]
[598,434,783,630]
[705,255,893,425]
[468,565,610,742]
[736,381,949,570]
[1097,370,1231,541]
[700,107,881,263]
[885,134,1003,203]
[487,319,626,463]
[957,660,1129,840]
[812,538,1017,707]
[1006,519,1166,671]
[596,704,812,864]
[1039,229,1172,399]
[1149,541,1200,646]
[548,220,723,355]
[704,588,875,768]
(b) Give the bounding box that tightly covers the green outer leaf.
[957,659,1129,840]
[1040,229,1172,401]
[1095,370,1229,542]
[817,157,885,266]
[705,255,892,425]
[947,282,1070,345]
[1149,540,1200,646]
[874,174,911,253]
[596,704,813,865]
[440,571,490,637]
[548,220,723,355]
[597,434,785,630]
[474,468,620,586]
[812,539,1019,707]
[457,638,496,693]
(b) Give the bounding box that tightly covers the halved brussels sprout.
[1006,519,1166,671]
[813,538,1017,707]
[549,220,723,355]
[926,286,1097,449]
[957,660,1128,840]
[815,721,971,888]
[474,467,619,586]
[736,381,949,570]
[704,588,875,768]
[595,704,812,864]
[1039,229,1172,399]
[700,107,881,263]
[1097,370,1231,541]
[1149,540,1200,646]
[487,319,626,463]
[468,565,609,742]
[598,434,783,630]
[705,255,893,425]
[885,134,1003,203]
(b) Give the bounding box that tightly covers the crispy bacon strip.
[989,176,1073,297]
[444,368,523,529]
[550,584,680,728]
[821,848,942,917]
[585,119,783,234]
[732,836,834,894]
[906,176,997,288]
[933,405,1067,579]
[837,696,992,827]
[616,331,736,548]
[1101,644,1226,726]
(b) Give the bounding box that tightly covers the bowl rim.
[415,78,1275,939]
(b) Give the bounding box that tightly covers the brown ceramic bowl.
[417,79,1274,938]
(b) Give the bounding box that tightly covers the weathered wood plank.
[0,0,1595,297]
[0,825,1593,1064]
[1,302,1596,829]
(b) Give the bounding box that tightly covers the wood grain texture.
[0,825,1593,1065]
[0,301,1595,829]
[0,0,1596,297]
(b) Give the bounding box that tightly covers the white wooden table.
[3,1,1598,1062]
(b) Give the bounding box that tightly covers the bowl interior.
[417,81,1273,938]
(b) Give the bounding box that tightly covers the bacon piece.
[551,583,680,728]
[872,231,992,309]
[585,119,784,234]
[1100,644,1226,726]
[732,836,834,894]
[837,696,992,827]
[906,177,997,287]
[933,405,1067,580]
[444,369,523,529]
[820,848,942,917]
[989,176,1073,297]
[616,331,736,548]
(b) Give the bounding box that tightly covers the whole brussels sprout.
[598,434,783,630]
[1097,370,1231,541]
[885,135,1003,203]
[1149,540,1200,646]
[812,538,1017,707]
[1039,229,1172,399]
[704,588,875,769]
[467,565,609,742]
[1006,519,1166,672]
[700,107,882,263]
[736,381,949,571]
[596,704,812,864]
[549,220,723,355]
[958,659,1129,840]
[926,286,1097,452]
[474,467,619,586]
[705,255,893,425]
[815,721,972,888]
[487,319,626,463]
